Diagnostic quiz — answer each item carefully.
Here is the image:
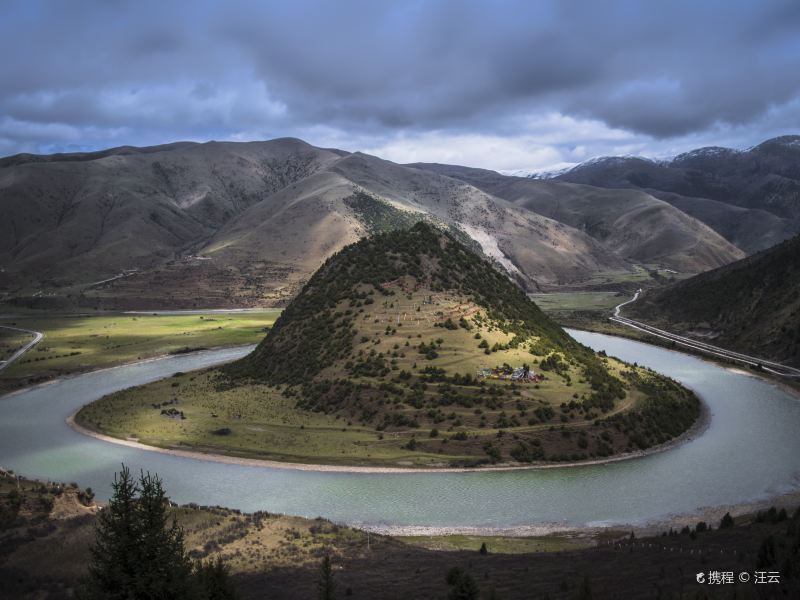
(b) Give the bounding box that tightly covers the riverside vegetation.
[77,224,700,468]
[0,311,280,395]
[2,468,800,599]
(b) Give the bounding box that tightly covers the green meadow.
[0,311,280,394]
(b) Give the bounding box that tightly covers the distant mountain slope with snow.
[551,136,800,252]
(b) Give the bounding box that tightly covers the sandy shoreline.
[365,488,800,538]
[67,398,711,475]
[727,365,800,402]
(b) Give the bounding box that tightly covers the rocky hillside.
[0,139,630,309]
[0,138,343,302]
[8,136,783,310]
[628,234,800,367]
[410,163,744,271]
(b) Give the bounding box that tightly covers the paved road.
[0,325,44,372]
[613,288,642,317]
[610,290,800,378]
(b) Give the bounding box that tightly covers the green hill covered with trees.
[79,223,700,467]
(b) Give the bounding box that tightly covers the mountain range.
[1,136,796,309]
[551,136,800,253]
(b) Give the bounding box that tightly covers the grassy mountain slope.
[229,222,576,383]
[628,234,800,367]
[75,223,699,468]
[203,151,626,297]
[409,163,744,272]
[644,189,798,254]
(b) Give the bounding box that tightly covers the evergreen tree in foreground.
[81,465,236,600]
[446,566,479,600]
[84,465,141,598]
[196,557,240,600]
[319,554,336,600]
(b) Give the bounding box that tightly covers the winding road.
[610,289,800,378]
[0,325,43,372]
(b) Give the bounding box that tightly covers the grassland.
[528,291,623,313]
[557,264,691,292]
[530,290,650,337]
[0,311,280,395]
[75,285,693,468]
[69,227,699,469]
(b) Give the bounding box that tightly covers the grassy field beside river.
[0,311,280,395]
[74,344,697,469]
[0,292,627,397]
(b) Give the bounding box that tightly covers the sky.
[1,0,799,171]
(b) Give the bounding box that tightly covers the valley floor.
[3,297,800,597]
[66,400,710,474]
[0,310,280,395]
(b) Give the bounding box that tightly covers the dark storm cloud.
[216,0,800,136]
[0,0,798,162]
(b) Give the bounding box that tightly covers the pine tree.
[719,512,734,529]
[196,557,239,600]
[575,575,592,600]
[757,535,777,569]
[81,465,237,600]
[132,470,195,598]
[319,554,336,600]
[446,567,479,600]
[83,465,141,599]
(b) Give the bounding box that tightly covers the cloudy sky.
[1,0,799,171]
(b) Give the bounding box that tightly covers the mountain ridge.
[551,135,800,252]
[408,162,745,272]
[3,135,793,309]
[1,138,631,308]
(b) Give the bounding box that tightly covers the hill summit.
[214,223,699,466]
[231,221,574,384]
[79,223,699,467]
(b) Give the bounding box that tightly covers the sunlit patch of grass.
[0,311,281,394]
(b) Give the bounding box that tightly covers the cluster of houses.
[477,365,543,382]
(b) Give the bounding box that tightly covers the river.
[1,330,799,531]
